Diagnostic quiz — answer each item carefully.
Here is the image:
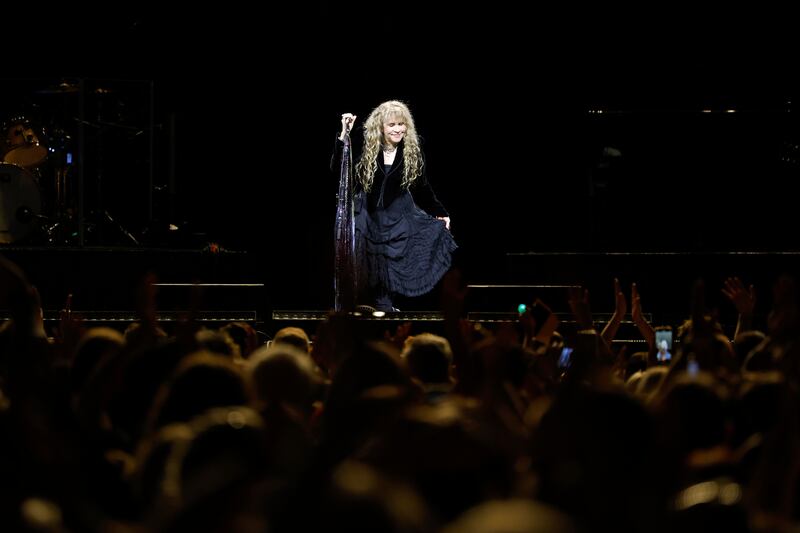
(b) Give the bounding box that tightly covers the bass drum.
[0,163,42,243]
[3,116,49,168]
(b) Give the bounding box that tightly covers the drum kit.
[0,76,163,246]
[0,112,77,244]
[0,79,117,245]
[0,115,60,244]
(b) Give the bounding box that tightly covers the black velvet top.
[331,136,449,218]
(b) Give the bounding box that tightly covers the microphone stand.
[334,127,356,312]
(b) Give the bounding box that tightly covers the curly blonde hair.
[355,100,424,191]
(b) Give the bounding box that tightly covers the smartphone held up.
[655,326,673,363]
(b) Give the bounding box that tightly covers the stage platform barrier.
[269,308,652,345]
[3,246,798,341]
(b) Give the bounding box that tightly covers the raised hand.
[340,113,357,140]
[631,283,643,325]
[54,292,84,358]
[520,298,559,347]
[385,321,413,349]
[614,278,628,318]
[567,286,594,330]
[537,304,560,344]
[722,276,756,316]
[690,279,713,337]
[602,278,627,344]
[631,283,655,352]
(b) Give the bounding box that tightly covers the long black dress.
[334,137,457,309]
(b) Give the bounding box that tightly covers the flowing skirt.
[354,191,457,298]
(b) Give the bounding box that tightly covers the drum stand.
[26,77,152,247]
[93,208,139,245]
[94,124,140,245]
[39,139,80,245]
[78,114,140,246]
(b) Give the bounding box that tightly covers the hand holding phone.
[558,346,573,369]
[519,299,553,334]
[655,326,673,362]
[519,298,560,348]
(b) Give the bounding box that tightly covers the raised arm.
[567,286,595,331]
[601,278,627,345]
[439,269,478,395]
[721,276,756,339]
[339,113,356,141]
[330,113,357,173]
[631,283,656,358]
[520,298,560,351]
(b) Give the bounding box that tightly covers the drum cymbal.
[35,82,79,94]
[34,82,113,95]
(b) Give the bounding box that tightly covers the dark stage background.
[2,5,799,312]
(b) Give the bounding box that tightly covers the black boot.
[374,290,399,312]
